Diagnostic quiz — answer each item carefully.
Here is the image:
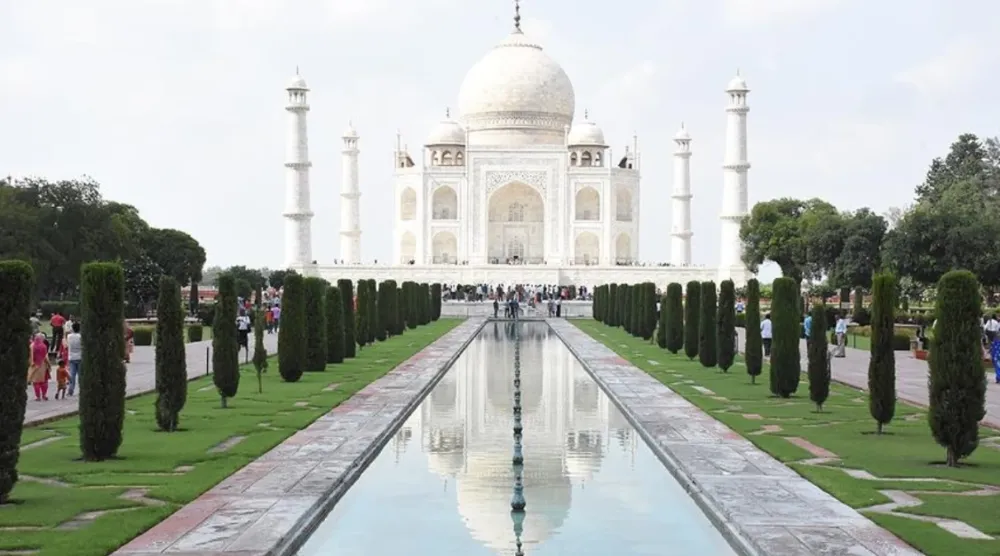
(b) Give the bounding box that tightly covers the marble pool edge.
[549,319,922,556]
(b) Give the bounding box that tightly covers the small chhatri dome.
[726,70,749,92]
[567,110,606,146]
[343,121,358,138]
[426,108,466,146]
[674,122,691,141]
[287,72,308,90]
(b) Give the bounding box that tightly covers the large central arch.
[487,182,544,264]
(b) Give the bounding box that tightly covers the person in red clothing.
[49,311,66,355]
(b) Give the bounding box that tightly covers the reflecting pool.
[297,322,736,555]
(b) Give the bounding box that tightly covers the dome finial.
[295,65,300,75]
[584,109,589,120]
[445,107,450,118]
[513,0,522,32]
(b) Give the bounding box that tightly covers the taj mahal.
[283,5,753,288]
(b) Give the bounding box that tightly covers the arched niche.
[400,231,416,264]
[574,232,600,264]
[487,182,544,264]
[615,188,633,222]
[615,233,632,264]
[574,187,600,221]
[432,231,458,264]
[432,186,458,220]
[400,188,417,221]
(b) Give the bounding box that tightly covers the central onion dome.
[458,29,575,145]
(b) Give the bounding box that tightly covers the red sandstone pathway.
[23,334,278,426]
[736,330,1000,429]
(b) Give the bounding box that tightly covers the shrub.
[853,307,871,327]
[717,280,736,372]
[187,324,203,342]
[770,277,800,398]
[338,279,357,357]
[326,286,345,364]
[197,303,215,327]
[252,308,268,393]
[211,274,240,407]
[735,312,746,328]
[699,281,717,368]
[664,283,684,354]
[807,303,830,411]
[745,279,763,384]
[431,283,442,321]
[608,283,619,326]
[154,276,187,432]
[79,262,127,461]
[684,281,701,360]
[37,301,80,319]
[132,326,154,346]
[0,261,34,503]
[278,274,307,382]
[868,273,897,433]
[303,277,328,371]
[928,270,986,466]
[892,333,911,351]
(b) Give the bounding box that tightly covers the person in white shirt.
[984,314,1000,340]
[834,313,849,358]
[760,313,773,357]
[64,322,83,395]
[236,309,252,356]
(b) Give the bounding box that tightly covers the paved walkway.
[556,320,921,556]
[736,329,1000,429]
[113,318,485,556]
[25,333,279,426]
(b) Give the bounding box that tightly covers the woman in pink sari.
[27,333,51,401]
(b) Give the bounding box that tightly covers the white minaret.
[720,71,750,277]
[671,123,693,266]
[340,123,362,264]
[282,71,313,269]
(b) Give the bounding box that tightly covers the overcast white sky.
[2,0,997,279]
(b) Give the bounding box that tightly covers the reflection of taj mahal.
[283,4,753,287]
[395,323,638,553]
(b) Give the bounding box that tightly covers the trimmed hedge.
[187,324,204,342]
[154,276,187,431]
[132,326,154,346]
[303,277,328,371]
[807,303,830,411]
[278,274,307,382]
[928,270,986,466]
[338,279,356,358]
[717,280,736,372]
[664,283,684,354]
[79,262,127,461]
[699,281,717,368]
[684,281,700,360]
[325,286,345,364]
[0,260,35,503]
[869,273,897,433]
[770,277,800,398]
[37,300,78,319]
[212,274,240,406]
[744,279,763,384]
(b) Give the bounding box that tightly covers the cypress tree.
[278,274,307,382]
[212,274,240,407]
[621,285,631,334]
[252,308,268,393]
[431,283,442,321]
[397,286,406,333]
[770,277,801,398]
[684,281,701,360]
[608,283,619,326]
[79,262,127,460]
[303,277,328,371]
[928,270,986,466]
[594,285,603,322]
[407,282,419,329]
[869,273,897,432]
[154,276,186,431]
[656,294,668,348]
[717,279,736,372]
[366,279,378,342]
[385,280,400,335]
[808,303,830,411]
[325,286,345,364]
[189,282,199,315]
[631,285,642,337]
[852,286,864,318]
[338,279,357,357]
[420,283,431,325]
[745,279,763,384]
[699,281,717,368]
[640,283,654,341]
[356,280,370,349]
[0,261,34,503]
[838,286,851,312]
[665,283,684,354]
[376,281,390,341]
[617,284,627,329]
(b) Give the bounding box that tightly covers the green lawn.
[575,321,1000,556]
[0,319,460,556]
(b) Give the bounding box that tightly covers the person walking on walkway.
[49,311,66,355]
[761,313,773,357]
[834,313,848,358]
[65,322,83,395]
[991,333,1000,384]
[27,333,51,401]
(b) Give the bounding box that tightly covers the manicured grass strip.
[575,321,1000,556]
[0,319,461,556]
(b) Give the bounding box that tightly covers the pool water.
[297,322,736,555]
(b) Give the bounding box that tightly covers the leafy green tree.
[699,281,717,368]
[154,276,186,431]
[325,286,345,364]
[143,228,206,287]
[770,277,801,398]
[740,198,837,283]
[916,133,998,203]
[123,253,163,317]
[684,281,700,360]
[268,269,290,290]
[807,303,830,411]
[0,260,34,503]
[79,262,127,461]
[928,270,987,466]
[278,274,307,382]
[717,280,736,372]
[212,274,240,407]
[303,277,328,371]
[868,273,897,432]
[252,308,268,393]
[745,279,763,384]
[338,279,357,357]
[664,283,684,354]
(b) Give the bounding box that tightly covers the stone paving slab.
[554,319,922,556]
[112,318,485,556]
[24,334,279,426]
